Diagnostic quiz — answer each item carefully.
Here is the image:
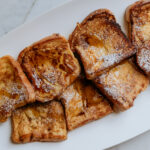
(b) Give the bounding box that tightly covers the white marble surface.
[0,0,149,150]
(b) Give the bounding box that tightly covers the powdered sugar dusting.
[60,85,76,103]
[102,53,121,68]
[80,46,123,75]
[137,48,150,72]
[95,61,146,109]
[0,82,27,116]
[99,72,125,100]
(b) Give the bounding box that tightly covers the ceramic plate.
[0,0,149,149]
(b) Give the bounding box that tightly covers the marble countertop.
[0,0,149,150]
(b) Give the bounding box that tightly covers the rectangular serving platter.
[0,0,150,149]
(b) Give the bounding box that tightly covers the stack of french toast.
[0,0,150,144]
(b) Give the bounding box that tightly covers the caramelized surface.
[130,3,150,48]
[12,101,67,143]
[19,34,80,102]
[69,9,135,79]
[127,2,150,75]
[94,60,149,111]
[0,57,29,122]
[59,78,112,130]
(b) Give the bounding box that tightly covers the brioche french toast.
[126,0,150,75]
[59,78,112,130]
[69,9,136,79]
[12,101,67,143]
[18,34,80,102]
[0,56,35,122]
[94,59,149,111]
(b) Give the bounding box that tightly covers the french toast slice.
[94,59,149,111]
[12,101,67,143]
[59,78,113,131]
[126,0,150,75]
[0,56,35,122]
[18,34,80,102]
[69,9,136,79]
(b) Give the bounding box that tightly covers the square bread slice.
[94,59,149,111]
[11,101,67,143]
[69,9,136,79]
[59,78,113,131]
[0,55,35,122]
[126,0,150,75]
[18,34,80,102]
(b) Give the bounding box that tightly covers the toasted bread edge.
[69,9,116,52]
[1,55,35,103]
[125,0,150,40]
[18,33,67,64]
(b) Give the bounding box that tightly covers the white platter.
[0,0,150,149]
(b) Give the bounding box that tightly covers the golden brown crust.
[69,9,136,79]
[18,34,65,64]
[18,34,80,102]
[126,0,150,23]
[0,55,35,122]
[59,78,113,131]
[94,59,149,111]
[6,56,35,102]
[125,0,150,75]
[126,0,150,45]
[81,9,116,25]
[69,9,116,53]
[11,101,67,143]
